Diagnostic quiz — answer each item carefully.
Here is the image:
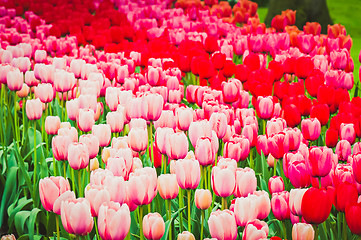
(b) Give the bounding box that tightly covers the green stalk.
[13,93,20,149]
[274,158,278,176]
[263,119,266,135]
[343,213,347,240]
[53,156,57,176]
[60,97,64,122]
[200,166,204,189]
[55,214,60,240]
[125,232,130,240]
[222,197,227,210]
[314,225,319,240]
[63,161,67,178]
[149,121,154,166]
[94,217,100,240]
[249,149,254,169]
[200,210,205,240]
[71,168,76,194]
[208,166,211,192]
[33,120,37,204]
[282,221,287,240]
[167,200,172,240]
[78,170,83,197]
[187,189,191,232]
[179,189,184,232]
[22,98,26,145]
[139,206,144,240]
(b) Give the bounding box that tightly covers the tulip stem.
[167,200,172,240]
[33,120,37,205]
[63,161,67,178]
[78,170,82,197]
[282,221,287,240]
[13,93,20,150]
[263,119,266,135]
[179,189,184,232]
[273,158,278,176]
[21,97,26,144]
[149,122,154,166]
[221,197,227,210]
[187,189,191,232]
[200,210,205,240]
[53,155,57,176]
[343,213,347,240]
[314,225,319,240]
[55,213,60,240]
[161,154,166,174]
[139,206,144,240]
[71,168,76,194]
[208,166,211,192]
[249,149,254,169]
[94,217,100,240]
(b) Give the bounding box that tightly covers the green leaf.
[28,208,45,239]
[0,166,18,228]
[14,211,30,235]
[161,206,186,240]
[8,197,33,229]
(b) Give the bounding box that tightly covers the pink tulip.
[105,87,120,111]
[301,118,321,141]
[34,83,54,103]
[85,184,111,217]
[209,112,227,139]
[154,110,176,129]
[224,135,250,162]
[166,132,189,160]
[66,99,79,121]
[57,126,78,142]
[266,118,286,137]
[92,124,111,147]
[0,65,12,85]
[39,176,70,212]
[45,116,61,135]
[53,191,76,215]
[256,135,269,156]
[26,98,42,120]
[142,93,164,121]
[271,191,290,221]
[70,59,85,78]
[268,132,289,159]
[175,106,193,131]
[289,188,308,216]
[106,157,127,178]
[177,231,196,240]
[155,127,174,155]
[34,50,47,63]
[77,109,95,133]
[195,137,215,166]
[292,223,315,240]
[188,120,212,148]
[98,202,131,240]
[268,176,285,195]
[211,166,236,198]
[241,123,258,147]
[194,189,212,210]
[90,169,114,186]
[222,78,242,103]
[79,134,99,159]
[336,140,352,161]
[234,167,257,198]
[128,167,157,206]
[16,83,29,98]
[208,210,237,240]
[60,198,94,236]
[307,146,333,177]
[143,212,165,240]
[249,190,271,220]
[284,127,302,151]
[288,156,311,188]
[78,94,97,113]
[340,123,356,144]
[106,111,124,133]
[157,174,179,200]
[125,97,143,121]
[129,118,147,130]
[242,219,269,240]
[128,127,148,152]
[7,68,23,91]
[175,158,201,190]
[103,175,126,205]
[54,70,76,93]
[68,142,89,170]
[352,153,361,184]
[256,96,274,119]
[52,135,72,161]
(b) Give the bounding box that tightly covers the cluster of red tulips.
[1,0,361,239]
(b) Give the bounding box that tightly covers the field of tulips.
[1,0,361,239]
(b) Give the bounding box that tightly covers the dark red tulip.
[305,69,324,98]
[346,203,361,235]
[234,64,249,83]
[295,57,314,79]
[301,187,332,225]
[282,104,301,128]
[222,60,236,78]
[335,182,358,212]
[268,60,284,81]
[204,36,219,54]
[325,128,338,148]
[310,104,330,126]
[211,52,226,70]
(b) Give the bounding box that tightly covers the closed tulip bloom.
[335,182,358,212]
[35,83,54,103]
[155,127,174,155]
[77,109,95,133]
[194,189,212,210]
[195,137,215,166]
[68,142,89,170]
[271,191,290,221]
[301,187,332,224]
[268,132,289,159]
[188,120,212,148]
[345,203,361,235]
[242,219,269,240]
[234,197,257,227]
[175,158,201,190]
[175,107,193,131]
[85,184,111,217]
[60,198,94,236]
[292,223,315,240]
[336,140,352,161]
[129,118,147,130]
[209,112,227,139]
[39,176,70,212]
[106,111,124,133]
[352,153,361,184]
[268,176,285,195]
[256,96,274,119]
[250,190,271,220]
[154,110,176,129]
[103,176,126,205]
[256,135,270,156]
[106,157,127,178]
[54,70,76,93]
[98,202,131,240]
[79,134,99,159]
[7,68,23,91]
[128,127,148,152]
[53,191,76,215]
[92,124,111,147]
[128,167,158,206]
[340,123,356,144]
[284,127,302,151]
[26,98,42,120]
[88,158,99,172]
[288,158,311,188]
[208,210,237,240]
[266,118,286,137]
[45,116,61,135]
[211,166,236,197]
[52,135,72,161]
[142,93,164,121]
[16,83,29,98]
[157,174,179,200]
[307,146,333,177]
[234,167,257,198]
[143,212,165,240]
[66,99,80,121]
[58,127,78,143]
[224,136,250,162]
[301,118,321,141]
[166,132,189,160]
[177,231,195,240]
[241,123,258,147]
[222,79,241,104]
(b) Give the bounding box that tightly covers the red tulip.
[345,202,361,235]
[335,182,358,212]
[301,187,332,224]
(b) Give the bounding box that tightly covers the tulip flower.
[77,109,95,133]
[211,166,236,199]
[177,231,195,240]
[45,116,61,135]
[195,137,215,166]
[301,118,321,141]
[336,140,352,161]
[234,197,257,227]
[340,123,356,144]
[26,98,43,120]
[128,127,148,153]
[157,174,179,200]
[335,182,358,212]
[208,210,237,240]
[268,176,285,195]
[289,188,308,216]
[292,223,315,240]
[209,112,227,139]
[307,146,333,177]
[256,96,274,120]
[39,176,70,212]
[166,132,189,160]
[345,202,361,235]
[84,184,111,217]
[92,124,111,147]
[68,142,89,170]
[301,187,332,224]
[60,198,94,236]
[98,202,131,240]
[242,219,269,240]
[128,167,157,206]
[271,191,290,221]
[106,111,124,133]
[79,134,99,159]
[234,167,257,198]
[7,68,23,91]
[142,212,165,240]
